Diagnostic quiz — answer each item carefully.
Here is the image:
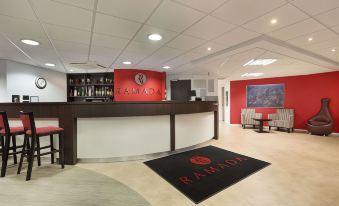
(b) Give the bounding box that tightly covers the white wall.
[0,60,66,102]
[0,60,7,101]
[166,74,218,100]
[218,78,231,124]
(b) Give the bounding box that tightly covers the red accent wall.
[114,69,166,101]
[230,71,339,132]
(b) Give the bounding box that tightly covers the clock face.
[35,77,47,89]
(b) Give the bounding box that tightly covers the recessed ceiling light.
[243,59,277,66]
[148,33,162,41]
[162,66,171,69]
[241,73,264,77]
[270,19,277,24]
[45,63,55,67]
[123,61,132,65]
[308,37,313,41]
[331,48,336,52]
[207,47,212,51]
[21,39,40,46]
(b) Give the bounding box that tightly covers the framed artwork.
[12,95,20,103]
[246,84,285,108]
[30,96,39,103]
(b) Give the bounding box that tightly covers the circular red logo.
[190,156,211,165]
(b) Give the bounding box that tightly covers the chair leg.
[50,134,55,164]
[269,126,271,131]
[59,132,65,169]
[36,137,41,166]
[26,135,37,181]
[17,135,28,175]
[288,128,291,133]
[12,135,18,164]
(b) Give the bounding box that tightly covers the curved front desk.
[0,101,218,165]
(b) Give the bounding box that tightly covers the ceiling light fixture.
[207,47,212,51]
[243,59,277,66]
[241,73,264,77]
[331,48,336,52]
[148,33,162,41]
[162,66,171,69]
[308,37,313,41]
[45,63,55,67]
[270,19,277,24]
[123,61,132,65]
[21,39,40,46]
[69,69,73,72]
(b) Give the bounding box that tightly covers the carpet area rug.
[144,145,270,204]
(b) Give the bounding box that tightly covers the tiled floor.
[78,125,339,206]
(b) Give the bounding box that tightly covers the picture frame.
[30,96,39,103]
[246,84,285,108]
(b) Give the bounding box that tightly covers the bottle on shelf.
[74,87,78,97]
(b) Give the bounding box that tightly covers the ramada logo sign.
[179,155,249,185]
[115,72,162,96]
[134,73,147,85]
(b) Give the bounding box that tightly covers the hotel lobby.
[0,0,339,205]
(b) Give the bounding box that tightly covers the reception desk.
[0,101,218,165]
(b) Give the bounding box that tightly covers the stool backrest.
[20,111,37,136]
[0,111,10,136]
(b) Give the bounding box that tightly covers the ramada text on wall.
[114,69,166,101]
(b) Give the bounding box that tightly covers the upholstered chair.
[241,108,262,129]
[307,98,334,136]
[268,109,294,133]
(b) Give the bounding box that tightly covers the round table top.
[253,118,272,121]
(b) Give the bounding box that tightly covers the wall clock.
[35,77,47,89]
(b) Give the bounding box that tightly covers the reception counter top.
[0,101,218,165]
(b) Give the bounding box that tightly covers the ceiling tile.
[212,0,286,25]
[268,18,326,41]
[193,41,227,54]
[0,15,45,39]
[97,0,160,23]
[52,0,95,10]
[315,7,339,27]
[124,41,161,56]
[0,0,37,21]
[44,23,91,44]
[32,0,92,30]
[162,51,205,68]
[90,46,119,67]
[243,4,308,34]
[287,29,337,47]
[146,0,205,32]
[213,27,259,46]
[94,13,141,39]
[302,37,339,51]
[173,0,227,13]
[137,46,185,67]
[52,40,89,62]
[291,0,339,15]
[166,34,205,51]
[91,33,129,49]
[133,25,178,45]
[184,16,236,40]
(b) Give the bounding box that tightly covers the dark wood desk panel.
[0,101,218,165]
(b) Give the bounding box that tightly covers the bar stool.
[0,111,25,177]
[17,111,65,181]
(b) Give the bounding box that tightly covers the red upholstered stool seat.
[0,127,25,135]
[26,127,64,136]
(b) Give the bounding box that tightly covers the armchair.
[241,108,262,129]
[268,109,294,133]
[307,98,334,136]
